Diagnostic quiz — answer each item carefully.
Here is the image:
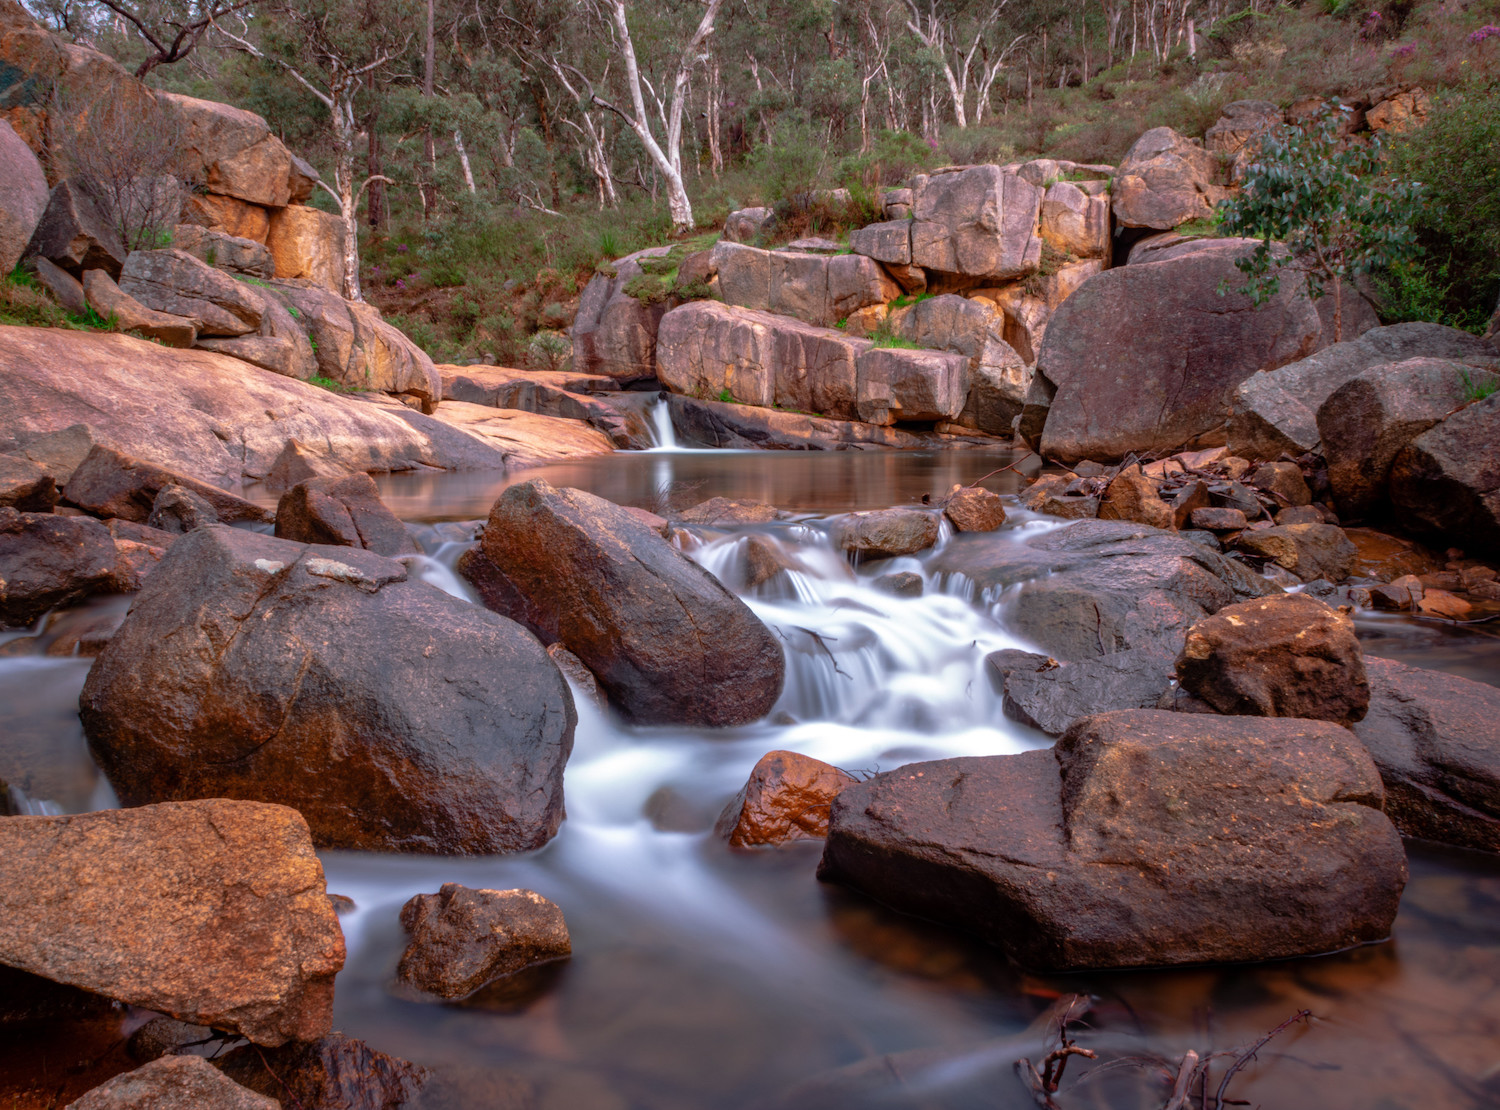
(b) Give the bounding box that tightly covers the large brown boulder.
[1111,127,1218,229]
[711,241,897,328]
[1230,521,1357,581]
[1038,180,1110,259]
[473,479,785,726]
[118,248,265,337]
[1230,322,1497,462]
[1176,594,1369,724]
[268,282,441,401]
[910,165,1044,280]
[23,179,126,277]
[0,506,117,626]
[1388,393,1500,557]
[81,269,197,348]
[157,92,295,208]
[665,393,945,451]
[396,884,571,1000]
[1037,238,1322,463]
[855,346,969,425]
[0,118,47,273]
[837,507,940,558]
[179,192,270,243]
[274,472,420,557]
[1356,656,1500,852]
[266,204,343,293]
[64,445,271,524]
[715,750,856,848]
[571,246,673,383]
[887,294,1029,433]
[0,799,344,1045]
[79,526,576,853]
[819,710,1405,970]
[66,1055,278,1110]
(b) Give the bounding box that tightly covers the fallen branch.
[1213,1009,1311,1110]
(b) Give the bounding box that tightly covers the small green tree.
[1218,106,1425,341]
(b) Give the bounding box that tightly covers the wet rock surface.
[837,507,940,559]
[476,479,784,727]
[397,884,571,1000]
[66,1056,279,1110]
[999,649,1175,736]
[274,472,420,556]
[0,799,344,1045]
[216,1033,431,1110]
[80,526,575,854]
[942,486,1006,532]
[820,709,1406,970]
[715,750,856,848]
[0,507,117,627]
[1230,522,1357,581]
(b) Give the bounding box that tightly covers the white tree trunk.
[453,129,477,194]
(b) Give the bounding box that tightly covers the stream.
[3,440,1500,1109]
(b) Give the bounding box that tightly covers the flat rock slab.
[80,526,576,854]
[820,709,1406,970]
[0,799,344,1045]
[666,395,952,451]
[424,401,615,469]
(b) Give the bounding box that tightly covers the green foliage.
[870,332,922,349]
[526,329,571,371]
[1459,368,1498,402]
[717,387,735,403]
[308,375,360,393]
[0,268,111,331]
[1218,105,1425,338]
[1374,256,1492,333]
[889,291,933,310]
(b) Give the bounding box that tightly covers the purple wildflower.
[1470,24,1500,43]
[396,279,406,290]
[397,244,409,253]
[1391,43,1416,57]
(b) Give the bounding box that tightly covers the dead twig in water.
[965,452,1038,487]
[1212,1009,1311,1110]
[1016,995,1097,1108]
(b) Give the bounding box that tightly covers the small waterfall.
[644,393,685,452]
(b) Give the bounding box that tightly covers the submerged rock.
[216,1033,430,1109]
[715,750,856,848]
[80,526,575,854]
[819,710,1405,970]
[475,479,784,727]
[837,507,940,559]
[66,1056,278,1110]
[396,884,571,1000]
[0,799,344,1045]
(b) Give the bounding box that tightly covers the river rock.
[1231,522,1357,581]
[819,710,1405,970]
[0,507,117,627]
[216,1034,430,1109]
[169,223,273,279]
[1355,656,1500,852]
[266,204,343,293]
[397,884,571,1000]
[23,180,126,278]
[715,750,856,848]
[928,519,1279,662]
[0,454,57,511]
[1000,649,1175,736]
[712,242,898,328]
[1176,594,1369,724]
[79,526,576,853]
[476,479,784,726]
[943,486,1006,532]
[64,445,270,524]
[837,507,940,558]
[910,165,1044,280]
[1229,322,1495,462]
[1037,238,1322,463]
[856,347,970,424]
[675,497,786,525]
[1248,461,1311,507]
[66,1056,278,1110]
[1319,357,1500,521]
[274,472,419,557]
[1111,127,1218,229]
[1019,474,1098,519]
[0,800,343,1044]
[1388,393,1500,557]
[118,249,265,337]
[1097,464,1173,529]
[888,294,1028,433]
[145,483,219,534]
[0,119,47,274]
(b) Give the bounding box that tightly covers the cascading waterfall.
[644,393,685,452]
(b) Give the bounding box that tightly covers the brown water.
[6,447,1500,1110]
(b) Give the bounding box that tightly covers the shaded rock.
[675,496,785,525]
[1177,594,1368,724]
[1038,180,1110,259]
[943,485,1006,532]
[1319,356,1499,521]
[216,1034,430,1110]
[274,472,419,557]
[145,483,219,534]
[929,518,1279,662]
[819,710,1405,970]
[23,180,126,277]
[856,346,969,424]
[0,118,47,273]
[107,536,164,591]
[1356,656,1500,852]
[0,507,117,627]
[64,445,270,524]
[477,479,784,726]
[1230,322,1496,462]
[0,453,57,511]
[1248,461,1312,507]
[179,193,270,243]
[32,254,87,315]
[1313,284,1381,347]
[888,294,1028,433]
[1038,239,1322,463]
[118,248,264,337]
[1168,479,1212,530]
[546,643,605,708]
[1204,100,1282,182]
[196,334,308,379]
[266,204,343,293]
[0,799,343,1045]
[1191,506,1247,531]
[268,283,441,401]
[397,884,570,1000]
[723,206,775,242]
[1019,474,1098,519]
[125,1017,213,1063]
[910,165,1044,280]
[1231,522,1357,581]
[665,394,945,451]
[837,507,939,558]
[715,750,856,848]
[571,246,673,384]
[66,1056,278,1110]
[984,284,1051,365]
[711,241,898,329]
[1098,464,1173,529]
[1111,127,1217,229]
[1001,648,1174,736]
[81,269,197,348]
[169,223,273,279]
[1388,394,1500,557]
[263,439,351,493]
[79,526,575,854]
[848,219,911,264]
